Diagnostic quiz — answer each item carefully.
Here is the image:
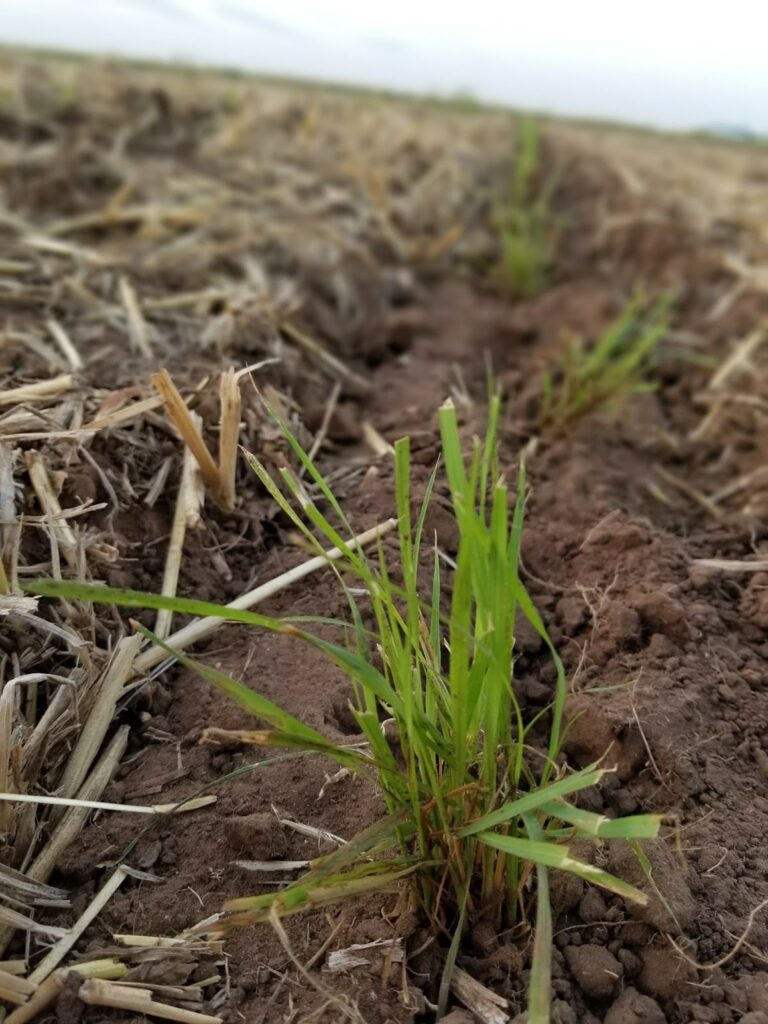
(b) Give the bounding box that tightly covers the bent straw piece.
[143,288,224,312]
[0,968,35,1001]
[0,863,67,902]
[25,451,79,569]
[56,636,142,801]
[655,466,723,522]
[85,395,164,431]
[184,456,206,529]
[0,374,74,407]
[218,368,241,512]
[0,984,29,1006]
[278,320,369,391]
[0,793,216,815]
[689,393,726,442]
[21,675,84,777]
[451,966,510,1024]
[303,380,341,472]
[0,907,66,938]
[0,988,27,1006]
[0,729,132,956]
[709,465,768,505]
[26,727,130,884]
[0,682,16,833]
[118,276,153,358]
[113,934,221,950]
[23,233,104,264]
[115,982,205,1003]
[4,973,65,1024]
[233,859,309,872]
[692,557,768,573]
[152,796,217,814]
[709,323,767,390]
[0,975,35,996]
[45,319,84,372]
[29,869,128,984]
[69,958,128,980]
[145,455,175,510]
[156,420,203,640]
[151,370,221,497]
[78,978,222,1024]
[0,962,27,976]
[133,517,397,675]
[361,420,394,456]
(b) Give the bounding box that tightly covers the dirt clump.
[631,588,689,641]
[604,987,666,1024]
[607,840,697,934]
[565,944,624,1000]
[637,944,698,1001]
[223,812,288,859]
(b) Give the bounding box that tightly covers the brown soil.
[2,51,768,1024]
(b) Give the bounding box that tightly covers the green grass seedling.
[540,291,671,436]
[496,118,561,297]
[29,397,660,1023]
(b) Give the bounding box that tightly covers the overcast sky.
[3,0,766,131]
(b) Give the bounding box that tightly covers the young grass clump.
[539,291,671,437]
[29,398,659,1022]
[496,118,560,298]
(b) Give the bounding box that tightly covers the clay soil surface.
[2,51,768,1024]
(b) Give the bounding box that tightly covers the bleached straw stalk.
[29,869,128,984]
[25,451,79,569]
[118,276,153,358]
[155,441,202,641]
[0,728,129,957]
[0,682,16,833]
[217,368,241,512]
[0,375,74,407]
[78,978,222,1024]
[56,636,142,802]
[45,319,83,371]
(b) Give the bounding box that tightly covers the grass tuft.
[27,397,660,1023]
[496,118,560,298]
[539,291,672,436]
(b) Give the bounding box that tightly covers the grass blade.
[458,767,603,837]
[476,831,649,903]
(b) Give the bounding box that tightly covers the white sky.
[2,0,767,131]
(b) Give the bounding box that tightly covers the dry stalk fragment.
[450,967,510,1024]
[217,367,241,512]
[28,868,129,984]
[3,973,65,1024]
[118,276,153,358]
[56,635,142,801]
[151,370,221,497]
[45,319,83,371]
[156,431,203,639]
[0,374,74,407]
[24,451,79,569]
[78,977,222,1023]
[0,681,17,834]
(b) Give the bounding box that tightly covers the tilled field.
[1,52,768,1024]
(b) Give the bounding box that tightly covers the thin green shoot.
[496,118,561,298]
